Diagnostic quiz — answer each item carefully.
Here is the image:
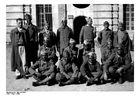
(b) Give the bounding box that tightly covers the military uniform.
[24,23,38,65]
[80,60,102,81]
[79,25,96,48]
[56,58,79,86]
[39,29,56,47]
[57,26,73,55]
[63,46,78,63]
[98,28,114,59]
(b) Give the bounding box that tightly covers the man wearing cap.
[10,18,28,79]
[80,52,102,86]
[101,44,132,84]
[79,17,96,48]
[98,21,114,61]
[63,38,78,64]
[113,22,133,55]
[24,14,38,71]
[29,45,58,86]
[56,51,79,86]
[39,21,57,48]
[57,19,74,57]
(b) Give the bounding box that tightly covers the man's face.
[70,43,75,49]
[117,47,123,55]
[63,52,69,62]
[17,20,23,28]
[118,24,124,31]
[104,24,109,30]
[87,19,92,26]
[44,23,50,30]
[62,20,67,27]
[88,54,96,63]
[25,17,31,24]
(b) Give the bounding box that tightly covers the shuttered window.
[36,4,52,31]
[123,4,134,31]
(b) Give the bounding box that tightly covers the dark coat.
[39,29,57,47]
[24,24,38,63]
[10,28,28,72]
[57,26,73,55]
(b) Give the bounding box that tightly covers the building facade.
[6,4,134,43]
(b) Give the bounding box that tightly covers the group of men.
[10,14,133,87]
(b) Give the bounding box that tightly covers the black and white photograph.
[6,3,134,92]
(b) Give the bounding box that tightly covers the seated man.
[82,39,95,62]
[56,51,79,86]
[102,44,132,84]
[80,52,103,86]
[29,47,58,87]
[63,38,78,64]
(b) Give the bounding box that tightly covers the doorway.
[73,16,87,44]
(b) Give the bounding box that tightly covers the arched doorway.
[73,16,87,44]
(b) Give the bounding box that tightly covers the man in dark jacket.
[57,18,73,56]
[39,21,57,48]
[97,21,114,61]
[24,14,38,70]
[80,52,103,86]
[10,18,28,79]
[79,17,96,48]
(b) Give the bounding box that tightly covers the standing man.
[57,18,73,57]
[24,14,38,71]
[39,21,57,48]
[10,18,28,79]
[79,17,96,48]
[97,21,114,61]
[113,22,133,55]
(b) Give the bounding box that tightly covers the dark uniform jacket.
[79,25,96,43]
[59,58,78,78]
[57,26,73,55]
[10,27,28,71]
[113,30,133,54]
[31,59,56,76]
[24,23,38,63]
[80,60,102,77]
[104,52,132,68]
[39,29,57,47]
[63,46,78,63]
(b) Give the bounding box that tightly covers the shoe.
[118,77,124,84]
[32,82,40,87]
[58,82,65,86]
[86,79,94,86]
[16,75,23,79]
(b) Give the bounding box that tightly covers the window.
[123,4,134,30]
[36,4,52,31]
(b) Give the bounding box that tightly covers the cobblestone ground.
[6,44,134,91]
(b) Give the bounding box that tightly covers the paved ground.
[6,44,134,91]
